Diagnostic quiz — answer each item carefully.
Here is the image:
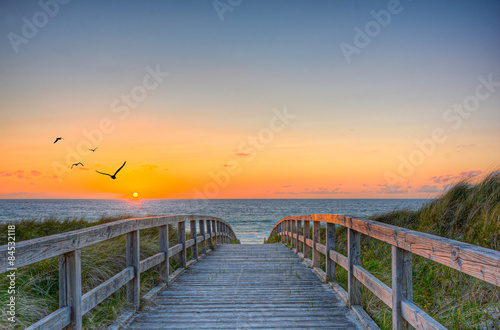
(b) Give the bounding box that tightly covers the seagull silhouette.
[53,137,63,144]
[89,147,98,152]
[95,161,126,179]
[71,162,84,169]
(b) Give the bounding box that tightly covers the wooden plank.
[159,225,169,282]
[199,220,206,255]
[186,238,195,248]
[296,220,302,253]
[0,215,232,273]
[351,305,381,330]
[303,220,310,259]
[393,246,412,330]
[353,264,392,307]
[191,221,198,260]
[81,267,134,315]
[58,255,67,308]
[212,220,217,247]
[316,242,327,256]
[206,220,213,250]
[401,300,446,330]
[268,214,500,287]
[291,220,296,251]
[139,252,164,273]
[313,221,321,267]
[66,250,82,329]
[348,226,361,307]
[126,231,140,309]
[326,223,336,281]
[25,307,71,330]
[330,250,348,270]
[170,243,183,256]
[178,222,186,268]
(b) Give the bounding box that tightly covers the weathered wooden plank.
[393,246,412,330]
[296,220,302,253]
[158,225,169,282]
[351,305,381,330]
[199,220,206,255]
[303,219,310,259]
[348,226,361,307]
[186,238,195,248]
[269,214,500,286]
[330,249,348,271]
[25,307,71,330]
[316,242,327,256]
[326,222,336,281]
[139,252,164,273]
[401,300,446,330]
[0,215,231,273]
[353,264,392,307]
[178,222,186,268]
[81,267,134,315]
[126,231,140,310]
[66,250,82,329]
[313,221,321,267]
[190,220,198,260]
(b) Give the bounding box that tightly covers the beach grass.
[270,172,500,329]
[0,214,213,329]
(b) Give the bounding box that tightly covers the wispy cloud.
[430,170,483,184]
[415,185,440,193]
[376,185,407,194]
[31,170,42,176]
[235,152,250,156]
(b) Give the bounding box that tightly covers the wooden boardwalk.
[126,244,364,329]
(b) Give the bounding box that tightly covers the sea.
[0,199,430,243]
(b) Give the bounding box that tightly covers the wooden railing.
[268,214,500,330]
[0,215,237,329]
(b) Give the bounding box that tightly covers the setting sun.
[132,192,138,198]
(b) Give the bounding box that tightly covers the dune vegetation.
[267,172,500,329]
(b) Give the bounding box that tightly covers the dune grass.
[0,214,212,329]
[268,172,500,329]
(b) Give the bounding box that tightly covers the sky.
[0,0,499,199]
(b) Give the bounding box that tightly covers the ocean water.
[0,199,430,243]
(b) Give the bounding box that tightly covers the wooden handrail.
[268,214,500,330]
[0,215,237,330]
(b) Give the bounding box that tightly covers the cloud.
[274,187,351,195]
[376,185,407,194]
[362,184,370,187]
[31,170,42,176]
[223,164,231,167]
[415,185,440,193]
[281,185,293,188]
[459,170,482,178]
[235,152,250,156]
[0,171,12,177]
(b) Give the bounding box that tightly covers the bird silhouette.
[71,162,84,169]
[89,147,98,152]
[53,137,63,144]
[95,161,126,179]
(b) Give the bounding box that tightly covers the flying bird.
[53,137,63,144]
[95,161,126,179]
[71,162,84,169]
[89,147,98,152]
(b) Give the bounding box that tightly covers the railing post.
[279,223,284,244]
[207,220,213,250]
[392,246,413,330]
[296,220,302,254]
[326,223,336,282]
[159,225,169,282]
[212,220,217,246]
[190,220,198,260]
[348,226,361,307]
[127,230,140,309]
[178,221,186,268]
[286,220,290,245]
[303,220,310,259]
[199,220,206,255]
[291,220,296,251]
[313,221,321,267]
[60,250,82,329]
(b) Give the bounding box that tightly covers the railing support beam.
[297,220,302,254]
[159,225,169,282]
[127,230,140,310]
[178,222,186,268]
[60,250,82,330]
[326,222,335,282]
[303,221,310,259]
[190,220,198,260]
[392,246,413,330]
[313,221,321,267]
[348,226,361,307]
[199,220,206,255]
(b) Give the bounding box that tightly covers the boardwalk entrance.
[126,244,364,329]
